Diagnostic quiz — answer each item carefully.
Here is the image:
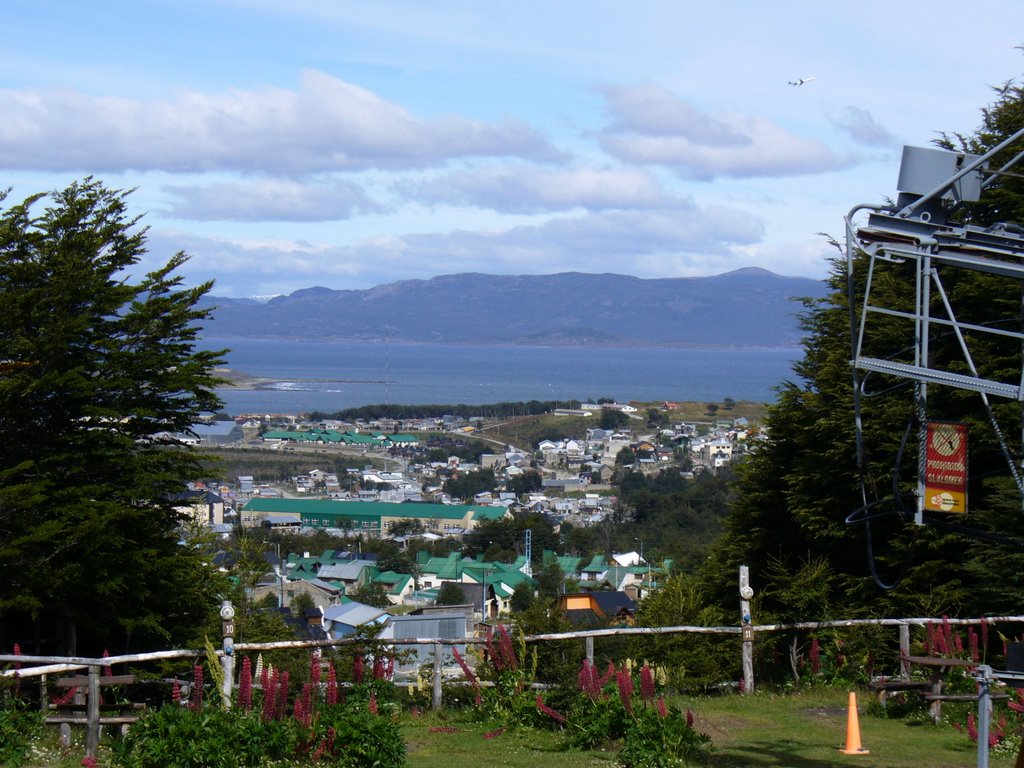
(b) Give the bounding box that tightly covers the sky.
[2,1,1023,298]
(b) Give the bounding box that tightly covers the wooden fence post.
[585,636,594,666]
[86,665,100,759]
[740,566,754,694]
[432,642,442,710]
[899,624,911,679]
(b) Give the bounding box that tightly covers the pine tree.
[0,180,228,654]
[702,75,1024,622]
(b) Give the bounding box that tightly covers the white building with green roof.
[241,498,509,537]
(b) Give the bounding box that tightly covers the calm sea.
[198,337,803,416]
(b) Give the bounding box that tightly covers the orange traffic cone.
[839,691,869,755]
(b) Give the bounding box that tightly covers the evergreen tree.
[702,76,1024,623]
[0,180,228,654]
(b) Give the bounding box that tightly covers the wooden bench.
[45,674,146,745]
[866,678,931,707]
[922,692,1010,702]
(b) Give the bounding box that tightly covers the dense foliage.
[700,77,1024,637]
[0,180,229,654]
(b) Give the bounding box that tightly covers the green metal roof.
[581,554,609,573]
[242,498,504,523]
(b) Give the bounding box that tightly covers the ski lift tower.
[845,126,1024,525]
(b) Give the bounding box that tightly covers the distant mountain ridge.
[199,268,828,348]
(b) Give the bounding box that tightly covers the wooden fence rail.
[5,614,1024,759]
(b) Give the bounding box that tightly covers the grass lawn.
[404,686,1016,768]
[13,686,1015,767]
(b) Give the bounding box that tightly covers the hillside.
[200,268,827,348]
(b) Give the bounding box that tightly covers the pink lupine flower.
[171,680,181,704]
[300,682,313,725]
[353,650,364,684]
[369,692,378,715]
[327,661,338,706]
[809,638,820,676]
[102,649,112,677]
[238,657,253,711]
[452,646,481,706]
[275,671,290,720]
[536,695,567,724]
[260,664,270,693]
[310,652,321,686]
[640,664,656,702]
[373,655,384,680]
[969,628,979,663]
[579,660,601,700]
[12,644,20,696]
[262,670,278,721]
[497,625,518,671]
[190,665,204,711]
[686,708,694,728]
[657,698,668,718]
[598,661,616,687]
[616,666,634,714]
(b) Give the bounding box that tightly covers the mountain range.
[199,268,829,348]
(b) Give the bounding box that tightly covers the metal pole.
[976,664,992,768]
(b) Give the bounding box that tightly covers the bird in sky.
[788,76,815,86]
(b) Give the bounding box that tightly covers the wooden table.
[900,656,997,723]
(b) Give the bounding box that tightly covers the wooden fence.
[5,613,1024,758]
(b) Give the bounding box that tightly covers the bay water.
[200,337,803,416]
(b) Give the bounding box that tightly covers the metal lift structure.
[845,125,1024,768]
[844,126,1024,539]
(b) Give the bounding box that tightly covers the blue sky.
[2,1,1023,297]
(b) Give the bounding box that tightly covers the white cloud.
[161,178,384,222]
[0,70,562,175]
[397,165,673,213]
[829,106,899,148]
[598,83,847,180]
[147,202,764,296]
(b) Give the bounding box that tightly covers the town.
[170,400,760,652]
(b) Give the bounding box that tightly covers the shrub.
[619,705,711,768]
[0,700,41,767]
[113,704,296,767]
